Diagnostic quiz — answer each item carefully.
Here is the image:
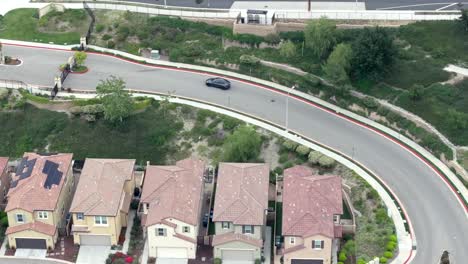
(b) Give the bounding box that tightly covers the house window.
[156,228,166,236]
[182,226,190,233]
[16,214,24,223]
[76,213,84,221]
[313,240,324,249]
[37,211,48,219]
[290,237,295,244]
[243,225,254,234]
[221,222,230,229]
[94,216,108,225]
[333,215,340,224]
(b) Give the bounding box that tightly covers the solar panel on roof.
[43,160,63,189]
[15,158,36,180]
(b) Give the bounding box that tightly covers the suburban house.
[140,158,205,262]
[281,166,343,264]
[212,163,269,263]
[5,153,74,250]
[69,159,136,246]
[0,157,10,207]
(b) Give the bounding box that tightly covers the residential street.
[1,44,467,264]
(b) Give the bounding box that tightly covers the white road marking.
[377,2,457,10]
[436,2,458,10]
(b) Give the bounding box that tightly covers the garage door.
[157,247,188,258]
[291,259,323,264]
[222,250,254,263]
[15,238,47,249]
[79,235,111,246]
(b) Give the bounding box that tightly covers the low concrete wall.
[38,3,66,18]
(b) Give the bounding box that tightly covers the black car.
[206,77,231,90]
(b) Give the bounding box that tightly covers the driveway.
[157,259,188,264]
[76,245,111,264]
[14,249,46,258]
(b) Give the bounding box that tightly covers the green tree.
[74,51,87,67]
[222,125,262,162]
[322,43,353,84]
[409,84,423,101]
[279,40,297,58]
[460,9,468,32]
[304,17,336,58]
[351,27,396,80]
[446,109,467,131]
[96,76,134,123]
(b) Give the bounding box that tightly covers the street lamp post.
[285,85,296,131]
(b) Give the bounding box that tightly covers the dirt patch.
[261,137,280,169]
[28,100,74,115]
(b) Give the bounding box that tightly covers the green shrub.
[380,257,388,263]
[357,259,366,264]
[362,97,379,109]
[308,151,323,164]
[107,40,115,49]
[264,33,281,44]
[239,55,260,65]
[214,258,222,264]
[383,251,393,258]
[283,161,294,169]
[388,234,397,242]
[296,145,310,156]
[282,140,298,150]
[0,216,8,227]
[338,252,347,262]
[254,259,261,264]
[273,166,284,176]
[96,24,105,33]
[386,241,396,251]
[318,155,335,168]
[337,262,344,264]
[102,34,112,41]
[279,153,289,164]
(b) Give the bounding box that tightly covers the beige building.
[70,159,136,246]
[281,166,343,264]
[140,158,205,261]
[212,163,269,263]
[5,153,74,250]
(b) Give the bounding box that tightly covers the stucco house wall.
[147,219,197,259]
[283,235,332,264]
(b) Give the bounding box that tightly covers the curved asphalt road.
[1,45,467,264]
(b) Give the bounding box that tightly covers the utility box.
[150,50,160,60]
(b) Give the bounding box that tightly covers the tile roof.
[70,159,135,216]
[213,163,269,226]
[141,158,205,227]
[6,221,56,236]
[212,232,263,247]
[0,157,8,174]
[6,153,73,213]
[282,166,343,238]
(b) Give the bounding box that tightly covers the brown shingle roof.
[141,158,205,227]
[212,232,263,247]
[282,166,342,238]
[5,153,73,213]
[6,221,56,236]
[70,159,135,216]
[213,163,269,226]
